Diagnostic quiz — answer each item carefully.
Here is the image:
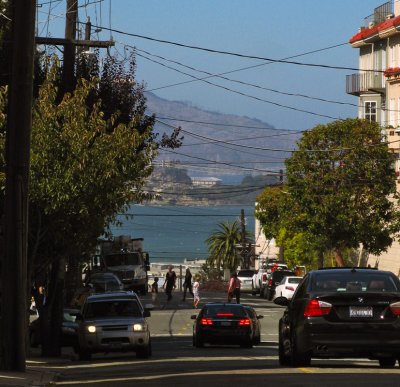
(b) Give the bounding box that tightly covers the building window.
[364,101,377,122]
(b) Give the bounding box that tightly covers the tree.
[205,221,252,273]
[285,118,400,266]
[0,59,159,356]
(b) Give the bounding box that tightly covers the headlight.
[133,323,145,331]
[87,325,96,333]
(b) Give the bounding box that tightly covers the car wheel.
[291,333,311,367]
[379,357,396,368]
[136,342,152,359]
[195,334,204,348]
[267,289,273,301]
[78,350,92,361]
[278,331,291,366]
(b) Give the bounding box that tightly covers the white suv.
[77,291,151,360]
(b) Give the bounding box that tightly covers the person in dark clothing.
[163,265,177,302]
[182,268,194,301]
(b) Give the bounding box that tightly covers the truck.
[86,235,150,295]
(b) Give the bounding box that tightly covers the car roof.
[313,267,390,275]
[86,291,139,302]
[202,303,245,308]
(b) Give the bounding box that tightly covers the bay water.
[110,204,255,265]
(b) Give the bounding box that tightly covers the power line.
[137,51,340,120]
[81,23,378,73]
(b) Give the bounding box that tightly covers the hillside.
[146,92,299,182]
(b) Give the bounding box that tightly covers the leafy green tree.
[205,221,252,273]
[0,60,159,356]
[285,118,400,266]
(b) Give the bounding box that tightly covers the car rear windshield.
[310,272,400,293]
[237,270,255,277]
[288,277,302,284]
[85,300,142,318]
[203,305,247,318]
[273,271,295,282]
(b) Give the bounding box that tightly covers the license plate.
[349,306,373,318]
[220,321,231,326]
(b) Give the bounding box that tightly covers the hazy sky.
[37,0,383,131]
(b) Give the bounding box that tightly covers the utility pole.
[63,0,78,92]
[240,209,248,269]
[1,0,37,371]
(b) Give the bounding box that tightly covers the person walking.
[182,268,194,301]
[193,276,200,309]
[163,265,177,302]
[151,277,160,307]
[227,272,241,304]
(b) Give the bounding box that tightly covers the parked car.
[191,303,254,348]
[29,308,80,350]
[252,262,289,296]
[273,276,303,300]
[237,269,257,293]
[77,291,152,360]
[73,272,124,307]
[275,267,400,367]
[263,269,295,300]
[243,305,263,345]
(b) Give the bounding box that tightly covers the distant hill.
[145,92,299,182]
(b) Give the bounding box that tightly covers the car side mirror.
[143,310,151,318]
[75,312,83,321]
[274,296,289,307]
[257,315,264,319]
[190,314,197,320]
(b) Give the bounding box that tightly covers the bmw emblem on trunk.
[358,297,364,303]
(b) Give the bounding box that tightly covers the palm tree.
[205,221,252,273]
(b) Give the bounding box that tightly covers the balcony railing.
[346,72,385,95]
[364,1,394,27]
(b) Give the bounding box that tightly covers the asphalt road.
[48,291,400,387]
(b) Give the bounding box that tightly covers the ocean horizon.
[110,204,255,264]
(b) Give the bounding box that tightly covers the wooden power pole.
[1,0,37,371]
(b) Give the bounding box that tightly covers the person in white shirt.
[193,276,200,309]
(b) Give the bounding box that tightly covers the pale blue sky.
[37,0,383,131]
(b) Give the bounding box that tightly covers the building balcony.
[346,72,385,96]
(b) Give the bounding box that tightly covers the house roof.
[349,15,400,47]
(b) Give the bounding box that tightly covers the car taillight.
[285,286,295,292]
[262,274,267,282]
[216,313,234,317]
[201,318,213,325]
[389,301,400,316]
[268,279,273,287]
[304,299,332,317]
[239,318,251,326]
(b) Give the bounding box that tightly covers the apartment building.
[347,0,400,274]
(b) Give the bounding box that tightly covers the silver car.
[77,291,151,360]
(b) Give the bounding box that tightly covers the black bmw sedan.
[275,267,400,368]
[191,303,254,348]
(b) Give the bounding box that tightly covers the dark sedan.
[275,267,400,367]
[30,308,80,350]
[191,303,254,348]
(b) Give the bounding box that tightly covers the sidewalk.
[0,348,74,386]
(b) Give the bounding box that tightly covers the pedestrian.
[151,277,160,307]
[227,272,241,304]
[182,268,194,301]
[193,276,200,309]
[163,265,177,302]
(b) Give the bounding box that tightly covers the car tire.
[194,334,204,348]
[291,333,311,367]
[136,342,152,359]
[379,357,396,368]
[267,289,273,301]
[78,350,92,361]
[278,332,291,366]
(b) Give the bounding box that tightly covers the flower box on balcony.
[384,67,400,79]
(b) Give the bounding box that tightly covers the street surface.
[34,291,400,386]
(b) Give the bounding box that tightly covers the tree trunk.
[333,249,345,267]
[40,258,64,357]
[65,256,81,306]
[317,251,324,269]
